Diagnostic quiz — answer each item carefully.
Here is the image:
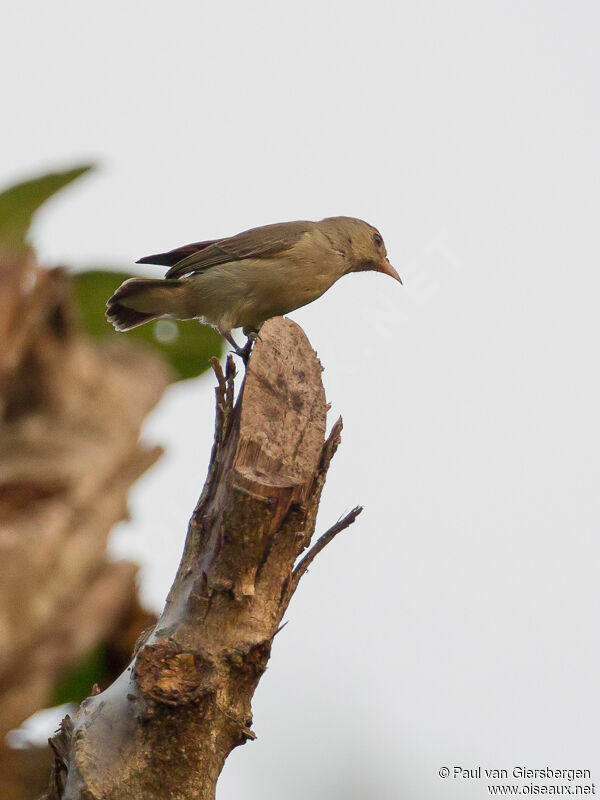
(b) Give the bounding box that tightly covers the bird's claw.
[230,332,260,364]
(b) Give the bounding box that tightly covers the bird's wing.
[136,239,218,267]
[161,221,314,279]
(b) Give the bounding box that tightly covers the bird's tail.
[106,278,188,331]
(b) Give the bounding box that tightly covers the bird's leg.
[238,331,259,363]
[218,327,261,364]
[218,327,246,359]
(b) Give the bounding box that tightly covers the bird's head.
[319,216,402,283]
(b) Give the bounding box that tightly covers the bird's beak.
[377,258,403,284]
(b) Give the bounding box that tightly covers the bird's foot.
[234,331,261,364]
[228,343,247,361]
[221,329,261,365]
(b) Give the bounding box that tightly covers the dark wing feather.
[164,220,314,279]
[136,239,218,267]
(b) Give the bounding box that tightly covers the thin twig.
[210,356,236,448]
[210,356,225,387]
[225,354,236,412]
[291,506,363,591]
[196,356,237,513]
[210,357,227,448]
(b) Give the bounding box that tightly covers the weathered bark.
[49,317,361,800]
[0,250,167,798]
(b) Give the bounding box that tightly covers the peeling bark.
[50,317,361,800]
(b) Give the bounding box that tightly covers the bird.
[106,216,401,359]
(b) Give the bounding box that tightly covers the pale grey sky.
[4,1,599,797]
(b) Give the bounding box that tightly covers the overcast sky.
[4,1,600,797]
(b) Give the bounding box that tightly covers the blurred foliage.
[0,164,224,380]
[72,270,223,381]
[0,165,92,253]
[52,647,108,706]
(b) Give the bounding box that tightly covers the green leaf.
[0,164,93,253]
[71,270,224,381]
[52,646,108,706]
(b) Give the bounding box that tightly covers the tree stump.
[48,317,361,800]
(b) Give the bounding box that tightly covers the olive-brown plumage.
[106,216,401,356]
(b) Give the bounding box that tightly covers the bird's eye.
[373,233,383,247]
